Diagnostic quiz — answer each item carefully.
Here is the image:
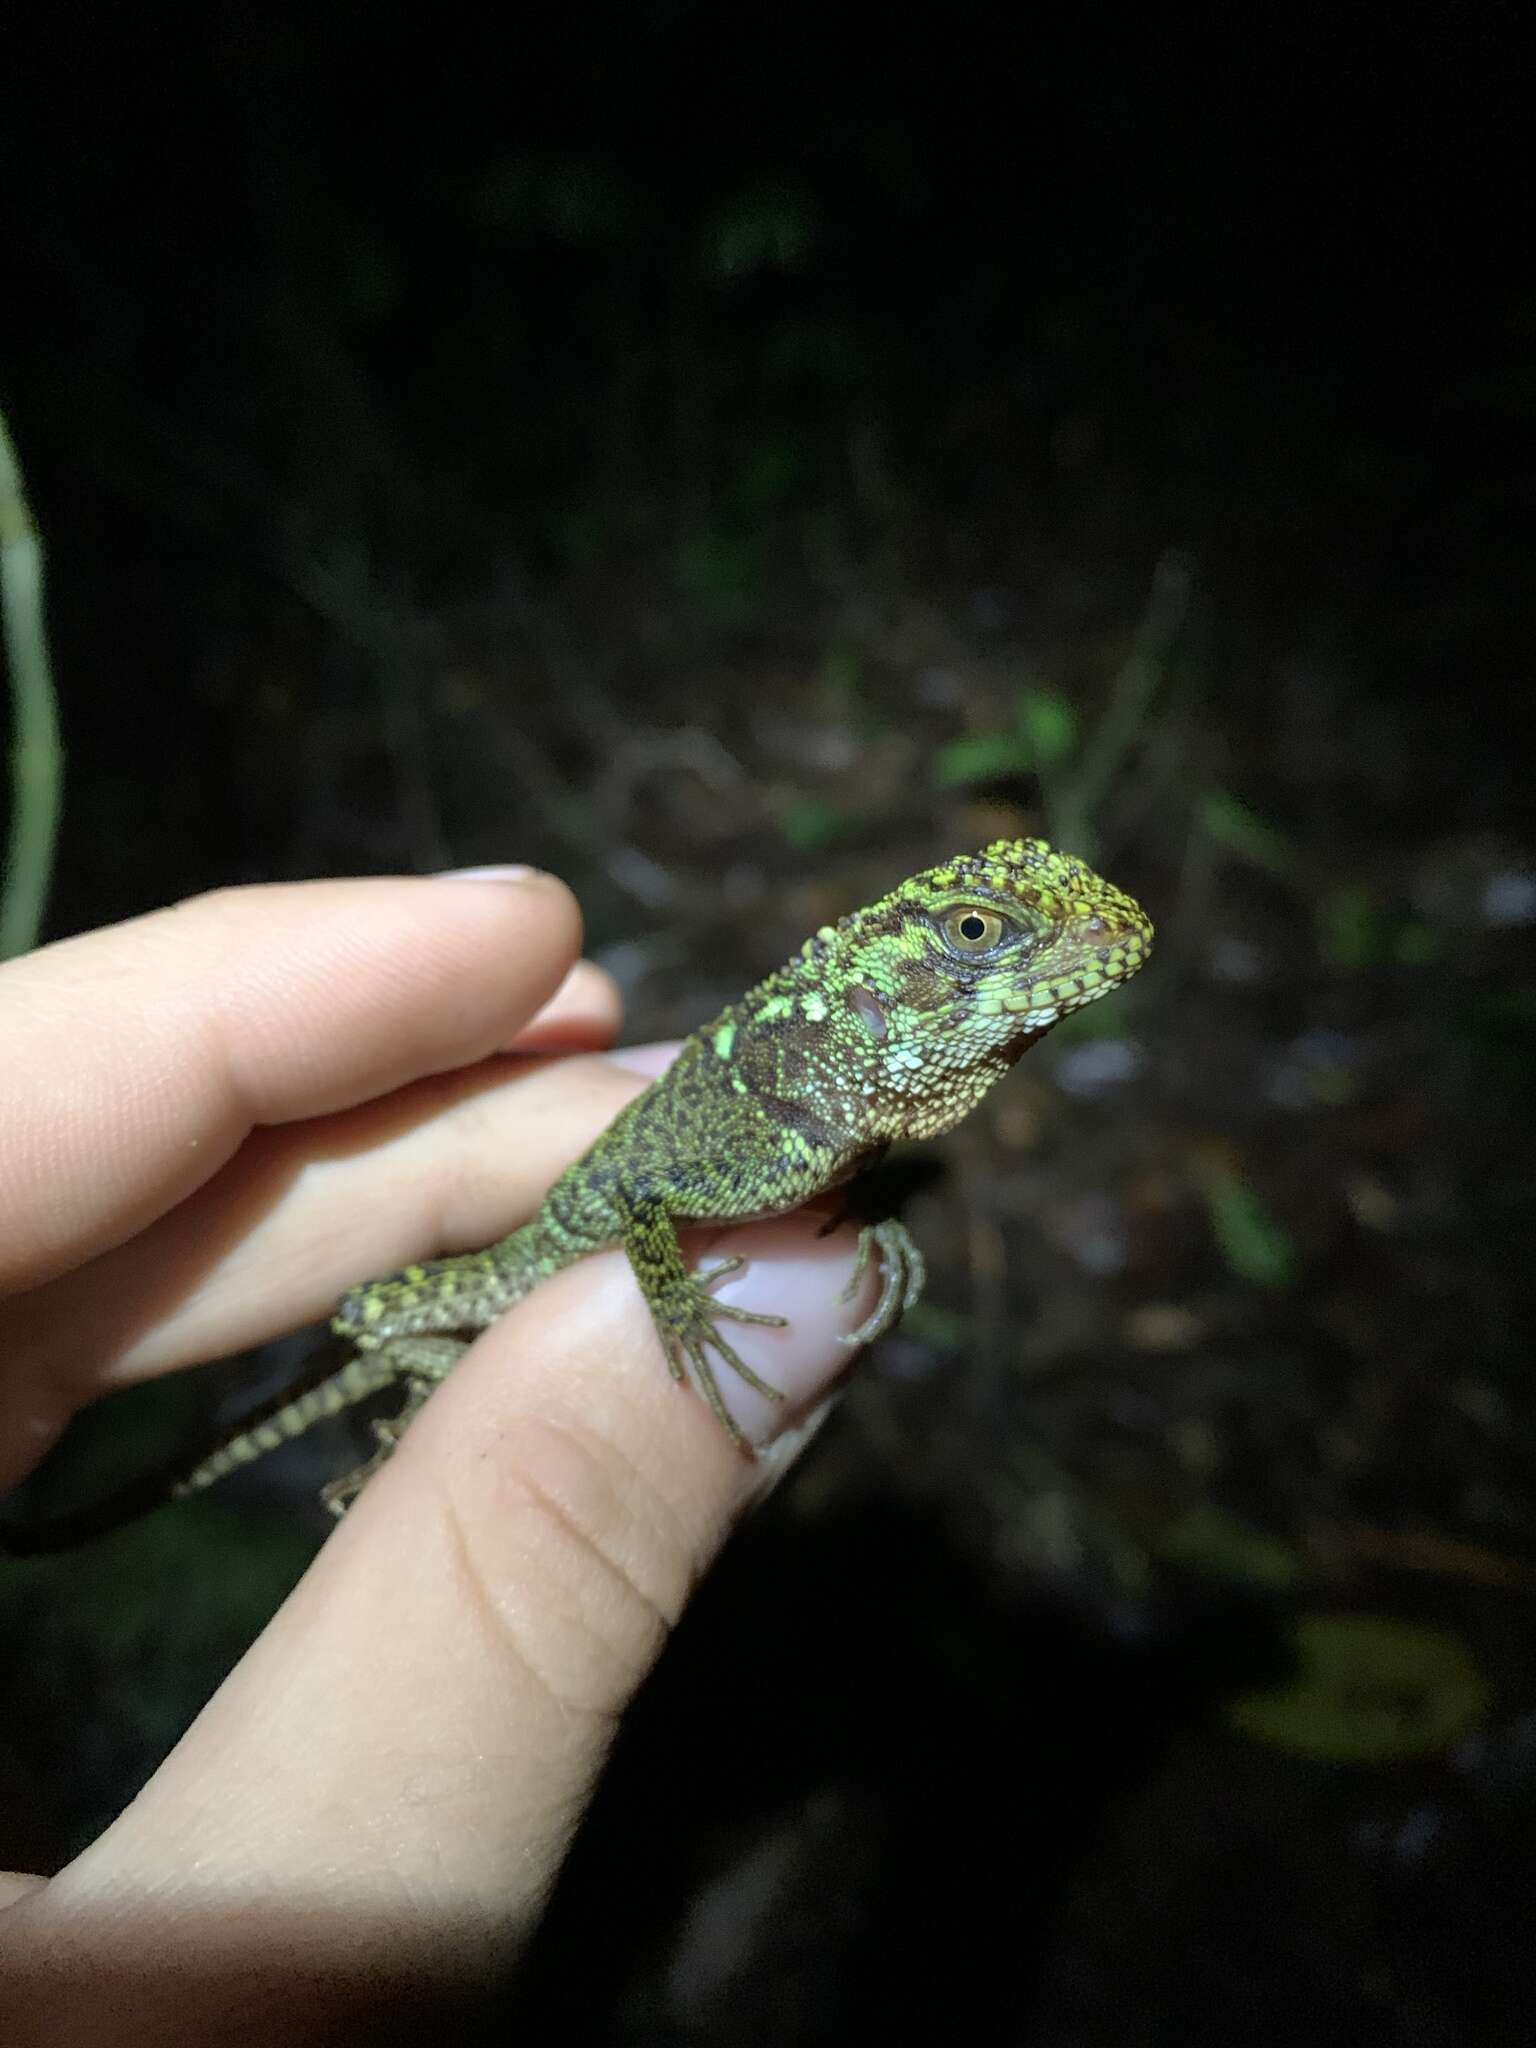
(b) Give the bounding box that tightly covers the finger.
[2,1053,654,1382]
[503,959,623,1054]
[0,1053,656,1485]
[0,873,582,1297]
[0,965,626,1424]
[1,1215,881,2028]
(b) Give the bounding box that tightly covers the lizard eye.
[941,907,1006,953]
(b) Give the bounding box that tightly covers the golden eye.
[942,907,1005,953]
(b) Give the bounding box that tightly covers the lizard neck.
[700,950,1046,1147]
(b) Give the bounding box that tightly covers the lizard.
[3,837,1152,1545]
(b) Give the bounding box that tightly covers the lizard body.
[110,838,1154,1523]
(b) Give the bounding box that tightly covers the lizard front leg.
[622,1201,791,1449]
[840,1219,927,1345]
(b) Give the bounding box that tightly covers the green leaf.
[935,687,1078,790]
[1319,882,1378,971]
[1192,1149,1295,1289]
[899,1301,970,1352]
[1159,1505,1304,1590]
[780,799,849,852]
[1200,791,1295,878]
[1229,1613,1488,1762]
[1015,685,1078,767]
[933,730,1034,787]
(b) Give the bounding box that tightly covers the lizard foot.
[321,1335,468,1517]
[651,1262,790,1451]
[840,1219,926,1347]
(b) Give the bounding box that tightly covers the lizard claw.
[651,1268,791,1454]
[697,1254,789,1329]
[840,1219,926,1348]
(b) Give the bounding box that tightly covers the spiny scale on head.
[706,835,1154,1149]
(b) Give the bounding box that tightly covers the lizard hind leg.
[320,1334,469,1516]
[170,1350,405,1500]
[331,1226,562,1351]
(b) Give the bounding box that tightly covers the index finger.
[0,873,583,1296]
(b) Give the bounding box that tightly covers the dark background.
[2,3,1533,2041]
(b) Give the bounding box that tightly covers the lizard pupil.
[941,906,1009,954]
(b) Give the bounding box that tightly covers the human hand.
[0,872,878,2043]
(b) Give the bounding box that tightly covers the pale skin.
[0,871,884,2044]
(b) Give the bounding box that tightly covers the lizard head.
[819,838,1153,1112]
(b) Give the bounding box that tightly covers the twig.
[1051,548,1192,859]
[0,407,64,958]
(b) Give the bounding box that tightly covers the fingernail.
[745,1394,841,1505]
[435,864,544,882]
[609,1041,683,1081]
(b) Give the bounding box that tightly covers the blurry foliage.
[0,406,63,959]
[1319,880,1379,971]
[1189,1144,1297,1290]
[673,530,762,611]
[1316,883,1447,973]
[0,1499,315,1847]
[1199,791,1295,881]
[1393,919,1441,966]
[1229,1614,1489,1764]
[934,553,1191,863]
[476,156,635,243]
[814,643,863,714]
[934,682,1079,788]
[701,182,818,281]
[780,796,853,852]
[1159,1505,1305,1593]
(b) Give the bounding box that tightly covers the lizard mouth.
[974,915,1153,1024]
[1025,921,1153,1014]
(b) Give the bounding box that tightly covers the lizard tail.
[0,1353,400,1556]
[170,1353,401,1498]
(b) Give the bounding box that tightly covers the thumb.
[0,1218,875,2043]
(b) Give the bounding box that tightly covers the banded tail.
[170,1353,401,1499]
